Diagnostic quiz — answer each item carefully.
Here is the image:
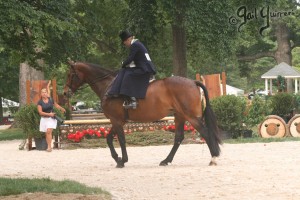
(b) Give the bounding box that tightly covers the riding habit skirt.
[108,67,151,99]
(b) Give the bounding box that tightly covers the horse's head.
[63,61,86,97]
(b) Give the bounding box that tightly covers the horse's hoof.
[116,163,125,168]
[116,157,125,168]
[159,161,168,166]
[209,161,217,166]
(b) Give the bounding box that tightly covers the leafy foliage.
[211,95,246,138]
[0,0,88,68]
[1,0,300,105]
[233,0,300,85]
[14,104,64,138]
[0,52,19,102]
[269,92,295,119]
[244,96,269,128]
[14,104,41,138]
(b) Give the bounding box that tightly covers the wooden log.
[287,114,300,137]
[258,115,287,138]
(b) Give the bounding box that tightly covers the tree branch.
[95,39,118,54]
[291,41,300,50]
[237,51,275,61]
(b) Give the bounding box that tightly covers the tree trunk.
[172,9,187,77]
[19,63,44,106]
[274,22,292,92]
[0,96,3,119]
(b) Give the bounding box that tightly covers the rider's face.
[123,37,132,48]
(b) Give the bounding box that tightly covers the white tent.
[225,85,244,96]
[1,97,19,108]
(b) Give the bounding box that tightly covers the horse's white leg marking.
[209,156,217,166]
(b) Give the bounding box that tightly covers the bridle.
[66,65,86,92]
[66,62,117,93]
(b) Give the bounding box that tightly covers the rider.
[107,30,156,109]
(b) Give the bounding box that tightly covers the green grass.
[2,128,300,146]
[64,131,201,149]
[224,136,300,144]
[0,128,24,141]
[0,177,111,198]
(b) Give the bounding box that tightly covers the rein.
[68,62,117,92]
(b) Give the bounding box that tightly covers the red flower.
[67,133,75,140]
[95,131,102,138]
[103,130,109,138]
[184,125,189,131]
[189,126,195,131]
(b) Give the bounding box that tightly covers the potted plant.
[15,104,64,150]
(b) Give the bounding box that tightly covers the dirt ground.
[1,139,300,200]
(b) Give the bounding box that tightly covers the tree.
[0,52,19,118]
[72,0,128,68]
[0,0,88,67]
[233,0,300,91]
[125,0,236,77]
[0,0,90,106]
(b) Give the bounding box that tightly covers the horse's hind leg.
[189,117,219,166]
[160,115,185,166]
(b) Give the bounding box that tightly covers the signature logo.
[229,5,294,35]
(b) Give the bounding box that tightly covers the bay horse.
[64,61,222,168]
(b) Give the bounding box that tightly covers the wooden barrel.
[258,115,287,138]
[287,114,300,137]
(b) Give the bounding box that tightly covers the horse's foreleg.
[106,127,119,163]
[107,125,128,168]
[160,117,185,166]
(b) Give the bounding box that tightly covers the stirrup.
[123,99,138,109]
[123,102,137,109]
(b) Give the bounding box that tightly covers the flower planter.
[242,130,253,138]
[34,137,47,150]
[220,130,232,140]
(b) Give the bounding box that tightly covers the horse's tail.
[195,81,222,157]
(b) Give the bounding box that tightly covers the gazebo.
[261,62,300,94]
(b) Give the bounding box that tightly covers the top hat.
[119,30,133,42]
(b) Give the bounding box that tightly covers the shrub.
[269,92,294,121]
[293,94,300,113]
[244,95,268,129]
[15,104,64,139]
[211,95,246,138]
